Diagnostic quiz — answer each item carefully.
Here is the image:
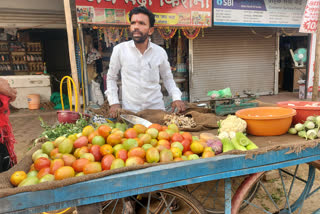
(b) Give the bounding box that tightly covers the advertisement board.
[213,0,306,28]
[75,0,212,27]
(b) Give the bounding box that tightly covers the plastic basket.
[277,101,320,125]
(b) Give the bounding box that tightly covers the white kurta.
[105,40,182,113]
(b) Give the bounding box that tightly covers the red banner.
[75,0,212,27]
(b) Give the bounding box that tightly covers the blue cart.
[1,143,320,214]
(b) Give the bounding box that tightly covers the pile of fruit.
[288,115,320,140]
[11,123,224,187]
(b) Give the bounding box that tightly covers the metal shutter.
[190,27,276,102]
[0,0,77,29]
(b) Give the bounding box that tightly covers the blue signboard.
[213,0,307,28]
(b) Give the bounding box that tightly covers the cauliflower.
[218,115,247,135]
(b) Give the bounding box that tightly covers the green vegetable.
[304,121,315,130]
[298,130,307,140]
[294,123,305,132]
[235,132,251,146]
[221,138,235,152]
[288,128,297,135]
[39,115,90,141]
[246,142,259,150]
[307,129,317,140]
[306,116,316,122]
[316,116,320,127]
[231,137,247,151]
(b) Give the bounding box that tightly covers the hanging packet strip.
[207,88,232,99]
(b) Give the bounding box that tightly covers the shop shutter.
[190,27,276,102]
[0,0,77,29]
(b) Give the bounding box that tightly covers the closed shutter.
[190,27,276,102]
[0,0,77,29]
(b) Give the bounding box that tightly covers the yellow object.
[60,76,78,112]
[10,171,27,186]
[27,94,40,110]
[42,208,72,214]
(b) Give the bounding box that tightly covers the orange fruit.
[10,171,27,186]
[54,166,75,180]
[88,130,99,144]
[34,157,51,171]
[148,124,163,132]
[82,125,95,137]
[83,162,102,174]
[190,141,204,154]
[98,125,112,138]
[124,128,138,139]
[37,167,51,179]
[133,124,147,134]
[107,133,122,146]
[100,144,114,156]
[72,158,90,172]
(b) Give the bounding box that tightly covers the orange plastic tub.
[236,107,296,136]
[277,101,320,125]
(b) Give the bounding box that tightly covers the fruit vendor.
[105,6,186,118]
[0,78,17,172]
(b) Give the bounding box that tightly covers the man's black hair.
[129,7,155,27]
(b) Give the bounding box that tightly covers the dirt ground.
[7,92,320,213]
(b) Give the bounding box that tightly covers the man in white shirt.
[106,6,185,118]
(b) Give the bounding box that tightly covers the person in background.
[0,78,17,172]
[106,6,185,118]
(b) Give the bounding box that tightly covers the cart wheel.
[233,164,316,214]
[101,188,206,214]
[185,175,261,214]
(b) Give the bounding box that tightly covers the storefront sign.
[213,0,306,27]
[75,0,212,27]
[299,0,320,33]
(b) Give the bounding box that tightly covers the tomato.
[181,132,193,142]
[10,171,27,186]
[54,166,75,180]
[37,167,51,179]
[82,125,95,137]
[148,124,162,132]
[100,144,114,156]
[83,162,102,174]
[101,154,115,170]
[171,133,184,142]
[34,157,51,171]
[72,158,90,172]
[92,136,105,146]
[124,128,138,139]
[98,125,112,138]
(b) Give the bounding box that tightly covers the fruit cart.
[0,137,320,214]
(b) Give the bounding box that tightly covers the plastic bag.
[207,88,232,99]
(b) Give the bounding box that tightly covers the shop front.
[75,0,212,108]
[0,0,74,108]
[189,0,308,102]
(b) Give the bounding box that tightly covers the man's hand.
[171,100,186,113]
[108,104,121,118]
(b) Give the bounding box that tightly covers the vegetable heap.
[39,116,90,141]
[217,115,258,152]
[288,116,320,140]
[217,115,247,139]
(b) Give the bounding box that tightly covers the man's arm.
[159,53,185,113]
[0,78,17,101]
[105,46,121,118]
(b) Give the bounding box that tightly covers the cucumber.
[246,142,258,150]
[231,137,247,151]
[221,138,235,152]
